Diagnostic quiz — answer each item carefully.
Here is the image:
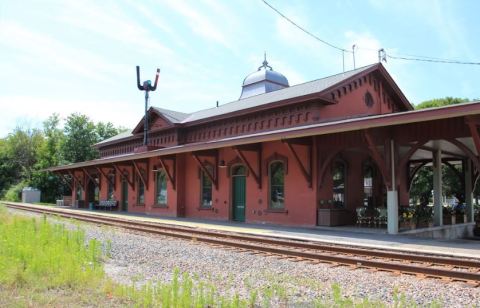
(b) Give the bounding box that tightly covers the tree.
[96,121,121,141]
[414,97,469,109]
[410,97,471,206]
[30,114,68,202]
[61,113,99,163]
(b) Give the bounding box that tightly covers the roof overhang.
[47,101,480,172]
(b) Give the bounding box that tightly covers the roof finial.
[258,51,273,71]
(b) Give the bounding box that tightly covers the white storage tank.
[22,187,41,204]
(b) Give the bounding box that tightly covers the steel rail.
[4,203,480,283]
[5,203,479,268]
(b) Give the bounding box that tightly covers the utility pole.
[136,66,160,146]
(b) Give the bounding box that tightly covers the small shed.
[22,187,41,204]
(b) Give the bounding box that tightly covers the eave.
[47,101,480,172]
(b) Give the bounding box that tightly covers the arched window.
[332,161,346,207]
[155,170,167,205]
[137,171,145,205]
[363,163,374,207]
[269,161,285,209]
[200,165,213,207]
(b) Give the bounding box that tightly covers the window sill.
[136,203,145,207]
[153,204,168,208]
[265,208,288,214]
[197,206,213,211]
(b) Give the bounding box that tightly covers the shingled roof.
[97,63,411,147]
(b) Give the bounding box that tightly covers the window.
[364,91,374,107]
[363,163,374,207]
[107,174,115,200]
[332,161,346,207]
[94,177,99,202]
[137,172,145,205]
[269,161,285,209]
[200,165,213,207]
[155,170,167,205]
[76,184,83,201]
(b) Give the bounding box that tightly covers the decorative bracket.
[69,170,85,191]
[83,168,99,188]
[192,150,218,189]
[58,172,73,191]
[283,137,313,188]
[95,166,115,190]
[233,144,262,188]
[157,155,176,190]
[363,130,391,189]
[112,163,134,189]
[132,160,149,190]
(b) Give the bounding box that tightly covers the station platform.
[4,202,480,260]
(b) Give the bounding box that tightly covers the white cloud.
[0,21,125,83]
[56,1,173,57]
[163,0,232,49]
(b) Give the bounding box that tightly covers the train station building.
[49,59,479,236]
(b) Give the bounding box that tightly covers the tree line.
[0,113,125,203]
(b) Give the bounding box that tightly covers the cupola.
[239,54,289,99]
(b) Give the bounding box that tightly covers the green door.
[232,175,246,222]
[121,179,128,211]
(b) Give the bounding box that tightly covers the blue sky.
[0,0,479,137]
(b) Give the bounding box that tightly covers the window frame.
[154,169,168,207]
[268,160,285,210]
[136,171,145,206]
[199,164,214,208]
[107,174,115,201]
[332,159,347,208]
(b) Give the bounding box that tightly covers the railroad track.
[4,202,480,286]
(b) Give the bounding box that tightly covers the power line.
[386,54,480,65]
[261,0,351,53]
[262,0,480,67]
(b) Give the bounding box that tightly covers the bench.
[97,200,118,211]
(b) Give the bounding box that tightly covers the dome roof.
[239,55,289,99]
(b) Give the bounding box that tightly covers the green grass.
[0,204,443,307]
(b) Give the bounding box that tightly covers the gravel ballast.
[7,208,480,307]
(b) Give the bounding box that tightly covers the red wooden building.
[50,60,480,235]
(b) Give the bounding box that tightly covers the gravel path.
[7,208,480,307]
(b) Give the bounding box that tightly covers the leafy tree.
[61,113,99,163]
[410,97,472,206]
[96,121,121,141]
[30,114,67,202]
[414,97,469,109]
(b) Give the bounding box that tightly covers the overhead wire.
[261,0,351,53]
[261,0,480,67]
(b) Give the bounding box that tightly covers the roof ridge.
[179,63,379,123]
[186,63,378,117]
